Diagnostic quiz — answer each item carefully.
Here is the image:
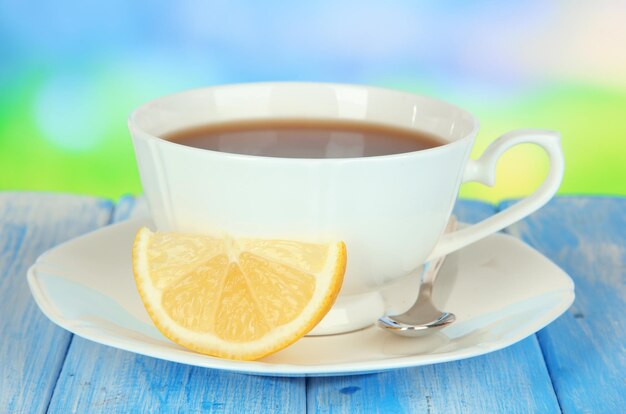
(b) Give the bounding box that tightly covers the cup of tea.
[129,82,564,335]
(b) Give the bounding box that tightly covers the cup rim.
[128,81,480,163]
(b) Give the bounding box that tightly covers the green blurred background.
[2,1,625,203]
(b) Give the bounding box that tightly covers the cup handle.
[427,129,564,261]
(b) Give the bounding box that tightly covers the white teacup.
[129,82,564,335]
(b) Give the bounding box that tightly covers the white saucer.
[27,218,574,376]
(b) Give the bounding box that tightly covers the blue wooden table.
[1,193,624,413]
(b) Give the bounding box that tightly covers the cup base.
[307,269,423,336]
[307,291,386,335]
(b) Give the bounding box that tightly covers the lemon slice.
[132,227,346,360]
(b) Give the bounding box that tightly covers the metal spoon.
[376,217,457,337]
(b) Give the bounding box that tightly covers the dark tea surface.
[163,119,446,158]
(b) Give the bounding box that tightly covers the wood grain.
[0,193,113,414]
[504,196,626,414]
[306,200,561,413]
[307,339,560,414]
[46,196,306,414]
[47,343,305,413]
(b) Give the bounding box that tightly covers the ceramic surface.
[128,83,565,333]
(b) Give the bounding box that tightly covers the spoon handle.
[421,216,458,294]
[420,254,446,291]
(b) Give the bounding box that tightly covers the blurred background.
[1,0,625,203]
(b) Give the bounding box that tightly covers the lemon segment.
[132,227,346,360]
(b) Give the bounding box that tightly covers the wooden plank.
[112,194,148,222]
[0,193,113,414]
[48,347,305,413]
[307,199,561,413]
[307,339,559,414]
[47,196,306,413]
[503,196,626,414]
[453,198,498,225]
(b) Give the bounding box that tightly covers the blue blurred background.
[2,1,625,202]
